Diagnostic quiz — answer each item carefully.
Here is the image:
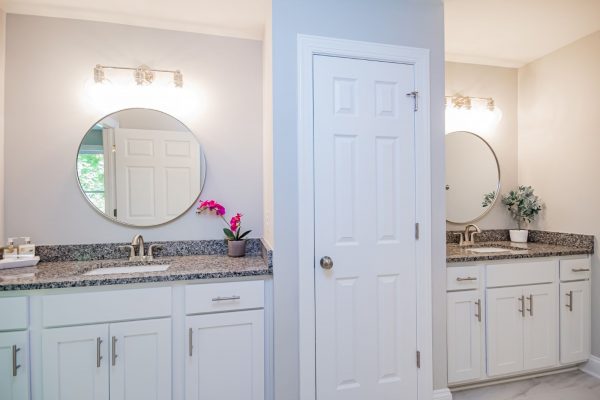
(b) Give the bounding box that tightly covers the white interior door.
[447,291,483,384]
[0,331,29,400]
[314,55,417,400]
[109,318,172,400]
[42,324,109,400]
[115,128,201,225]
[560,281,591,364]
[486,287,524,376]
[523,283,558,371]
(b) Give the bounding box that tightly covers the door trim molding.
[297,34,432,400]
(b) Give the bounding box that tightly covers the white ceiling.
[445,0,600,68]
[0,0,268,40]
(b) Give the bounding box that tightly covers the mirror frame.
[76,108,207,227]
[445,130,501,224]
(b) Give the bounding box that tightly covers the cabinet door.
[447,291,483,384]
[560,281,591,364]
[110,318,172,400]
[42,324,109,400]
[0,331,29,400]
[523,283,558,371]
[487,286,524,376]
[186,310,264,400]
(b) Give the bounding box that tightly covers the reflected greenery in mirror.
[77,108,206,227]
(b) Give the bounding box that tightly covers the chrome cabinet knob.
[320,256,334,270]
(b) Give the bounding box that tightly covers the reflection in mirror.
[77,108,206,227]
[446,131,500,224]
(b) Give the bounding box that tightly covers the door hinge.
[406,91,419,112]
[416,350,421,368]
[415,223,420,240]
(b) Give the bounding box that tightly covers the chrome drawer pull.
[475,299,482,322]
[566,291,574,312]
[96,337,103,368]
[456,276,477,282]
[527,295,534,317]
[12,345,21,377]
[518,295,526,317]
[189,328,193,357]
[111,336,118,366]
[212,296,241,302]
[571,268,590,272]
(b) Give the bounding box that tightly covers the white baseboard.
[432,388,453,400]
[581,355,600,379]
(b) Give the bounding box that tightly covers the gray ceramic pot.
[227,240,247,257]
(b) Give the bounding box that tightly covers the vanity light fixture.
[93,64,184,88]
[446,95,496,112]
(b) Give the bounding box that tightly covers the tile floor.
[451,371,600,400]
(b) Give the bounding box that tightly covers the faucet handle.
[118,245,135,259]
[148,244,163,259]
[452,232,465,246]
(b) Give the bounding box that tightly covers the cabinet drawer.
[447,267,480,291]
[42,287,172,327]
[185,280,264,315]
[486,260,558,288]
[0,297,28,331]
[560,258,591,281]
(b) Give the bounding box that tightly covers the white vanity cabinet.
[447,289,484,384]
[0,297,30,400]
[184,280,265,400]
[0,331,30,400]
[559,258,591,365]
[447,255,590,388]
[487,283,558,376]
[0,278,269,400]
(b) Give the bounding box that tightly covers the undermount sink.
[83,264,171,276]
[467,247,514,254]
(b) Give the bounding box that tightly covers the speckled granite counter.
[447,241,593,264]
[0,254,271,291]
[447,230,594,264]
[0,238,273,291]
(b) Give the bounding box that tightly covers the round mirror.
[77,108,206,227]
[446,131,500,224]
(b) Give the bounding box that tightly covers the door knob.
[320,256,334,270]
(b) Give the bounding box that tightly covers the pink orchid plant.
[197,200,252,241]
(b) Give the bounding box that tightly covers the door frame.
[297,34,433,400]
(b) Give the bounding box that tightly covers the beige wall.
[5,15,263,245]
[518,30,600,356]
[262,4,274,248]
[445,62,518,231]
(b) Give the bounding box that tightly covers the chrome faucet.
[131,234,145,259]
[454,224,481,246]
[119,235,163,262]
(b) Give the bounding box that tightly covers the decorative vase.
[227,240,247,257]
[509,229,529,243]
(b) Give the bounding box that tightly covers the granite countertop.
[0,254,271,291]
[447,241,593,264]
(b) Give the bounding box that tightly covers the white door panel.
[314,55,417,400]
[0,331,29,400]
[447,291,483,384]
[42,324,109,400]
[487,287,524,376]
[185,310,264,400]
[560,281,591,364]
[115,128,201,225]
[523,284,558,371]
[109,319,172,400]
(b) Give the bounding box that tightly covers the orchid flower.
[197,200,252,241]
